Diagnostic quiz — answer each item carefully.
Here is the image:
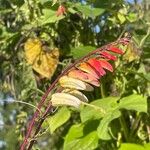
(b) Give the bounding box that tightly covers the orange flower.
[68,69,100,87]
[78,62,99,79]
[56,5,66,16]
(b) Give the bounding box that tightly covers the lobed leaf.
[24,38,59,78]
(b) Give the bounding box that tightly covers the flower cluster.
[51,44,126,108]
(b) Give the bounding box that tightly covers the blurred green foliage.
[0,0,150,149]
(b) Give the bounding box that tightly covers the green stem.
[119,114,129,142]
[100,82,106,98]
[81,101,106,115]
[129,114,141,139]
[2,100,41,114]
[139,27,150,48]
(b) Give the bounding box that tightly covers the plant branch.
[20,37,127,150]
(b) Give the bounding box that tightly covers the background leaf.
[74,3,105,18]
[71,46,96,59]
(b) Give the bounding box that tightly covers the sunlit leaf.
[123,43,140,62]
[80,95,147,140]
[118,94,147,113]
[74,3,105,18]
[52,0,58,6]
[97,111,121,140]
[24,38,59,78]
[64,124,98,150]
[46,107,71,133]
[37,9,65,25]
[64,124,84,144]
[64,131,98,150]
[119,143,150,150]
[117,13,126,24]
[80,97,119,122]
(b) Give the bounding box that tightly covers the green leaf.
[64,124,84,143]
[80,97,119,122]
[144,73,150,82]
[74,3,105,18]
[97,110,121,140]
[118,94,147,113]
[80,95,147,140]
[119,143,150,150]
[117,13,126,24]
[126,13,137,22]
[71,46,96,59]
[46,107,71,133]
[144,143,150,149]
[36,9,64,25]
[39,0,51,5]
[64,130,98,150]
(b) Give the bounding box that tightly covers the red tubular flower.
[107,46,124,54]
[98,59,113,72]
[87,58,106,76]
[68,69,100,87]
[78,62,99,79]
[56,5,66,16]
[99,51,117,60]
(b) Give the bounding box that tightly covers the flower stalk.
[20,36,131,150]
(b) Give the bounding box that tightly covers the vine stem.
[119,114,129,142]
[20,38,124,150]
